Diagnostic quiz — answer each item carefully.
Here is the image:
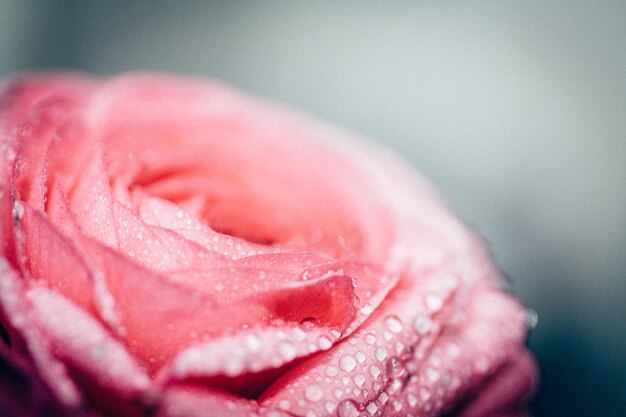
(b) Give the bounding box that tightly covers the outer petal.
[27,286,152,416]
[259,253,535,417]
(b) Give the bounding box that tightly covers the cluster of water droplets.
[262,271,474,417]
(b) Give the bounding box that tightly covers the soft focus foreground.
[1,74,535,416]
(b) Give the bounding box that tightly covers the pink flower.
[0,73,536,417]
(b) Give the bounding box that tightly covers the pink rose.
[0,73,536,417]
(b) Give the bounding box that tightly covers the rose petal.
[136,194,284,259]
[87,74,396,260]
[0,349,83,417]
[81,238,356,377]
[456,349,537,417]
[0,259,83,407]
[111,201,228,271]
[260,253,532,417]
[154,384,287,417]
[17,204,94,311]
[65,144,119,248]
[27,286,152,415]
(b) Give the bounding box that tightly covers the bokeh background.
[1,1,624,416]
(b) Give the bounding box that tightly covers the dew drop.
[369,364,381,379]
[365,401,378,415]
[407,392,418,407]
[425,367,440,383]
[386,357,405,379]
[413,315,433,335]
[353,374,366,387]
[245,334,261,352]
[419,386,432,401]
[355,351,366,363]
[374,346,387,362]
[384,315,403,333]
[339,354,357,372]
[278,341,297,361]
[278,399,291,410]
[425,293,443,312]
[392,400,403,412]
[318,335,333,350]
[292,327,307,341]
[300,316,317,328]
[326,365,339,377]
[360,304,374,315]
[377,391,389,405]
[446,342,461,359]
[305,384,324,402]
[524,308,539,329]
[388,379,403,394]
[336,399,360,417]
[12,200,24,222]
[365,333,377,345]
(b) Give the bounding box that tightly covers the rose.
[0,73,536,417]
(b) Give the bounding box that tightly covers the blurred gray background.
[1,1,625,416]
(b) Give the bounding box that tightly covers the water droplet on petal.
[386,357,405,379]
[12,201,24,222]
[360,304,374,315]
[374,346,387,362]
[245,334,261,352]
[326,365,339,377]
[365,333,377,345]
[413,315,433,335]
[392,400,403,412]
[355,351,366,363]
[425,293,443,312]
[524,308,539,329]
[384,315,403,333]
[388,379,403,394]
[426,367,440,383]
[339,354,357,372]
[365,401,378,415]
[278,341,297,361]
[278,399,291,410]
[305,384,324,402]
[407,392,418,407]
[353,374,366,387]
[446,342,461,358]
[336,399,360,417]
[369,364,381,379]
[300,316,317,328]
[318,335,333,350]
[419,386,432,401]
